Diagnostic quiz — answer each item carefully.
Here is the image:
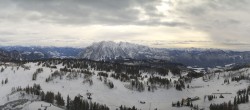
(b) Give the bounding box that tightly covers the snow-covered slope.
[22,101,63,110]
[0,60,249,110]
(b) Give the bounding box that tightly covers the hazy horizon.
[0,40,249,52]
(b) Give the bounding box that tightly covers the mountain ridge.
[0,46,83,60]
[78,41,169,61]
[79,41,250,67]
[2,41,250,67]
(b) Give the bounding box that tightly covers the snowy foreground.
[0,62,249,110]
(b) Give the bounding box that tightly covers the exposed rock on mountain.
[79,41,250,67]
[79,41,169,61]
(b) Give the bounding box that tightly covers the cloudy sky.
[0,0,250,50]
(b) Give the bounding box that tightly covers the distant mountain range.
[0,49,21,61]
[0,46,82,60]
[78,41,250,67]
[78,41,169,61]
[1,41,250,67]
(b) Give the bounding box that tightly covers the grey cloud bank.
[0,0,249,50]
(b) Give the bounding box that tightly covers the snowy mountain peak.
[78,41,160,61]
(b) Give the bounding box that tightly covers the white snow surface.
[22,101,63,110]
[0,62,249,110]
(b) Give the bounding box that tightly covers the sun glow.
[156,0,172,15]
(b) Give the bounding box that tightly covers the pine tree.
[40,91,45,101]
[209,104,213,110]
[228,101,233,110]
[246,94,249,102]
[242,95,246,103]
[45,91,54,104]
[177,101,180,107]
[234,104,239,110]
[240,95,244,103]
[237,96,240,104]
[187,100,190,106]
[5,78,8,84]
[132,106,136,110]
[234,96,237,105]
[55,92,64,106]
[1,67,4,72]
[119,105,123,110]
[66,95,70,110]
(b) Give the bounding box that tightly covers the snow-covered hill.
[0,61,180,110]
[0,60,249,110]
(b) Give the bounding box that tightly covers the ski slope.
[0,62,249,110]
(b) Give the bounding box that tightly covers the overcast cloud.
[0,0,249,50]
